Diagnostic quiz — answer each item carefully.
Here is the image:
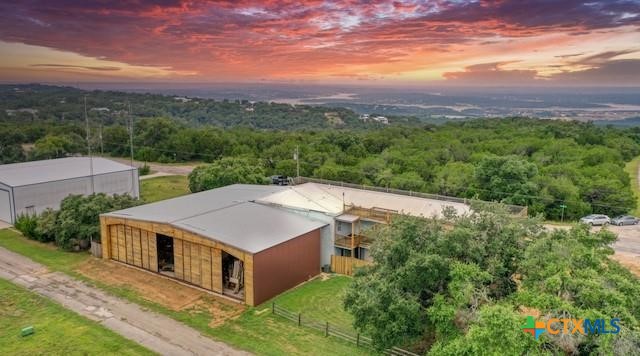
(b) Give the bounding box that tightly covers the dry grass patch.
[76,258,245,320]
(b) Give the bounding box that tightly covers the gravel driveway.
[0,246,250,356]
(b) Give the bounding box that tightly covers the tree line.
[2,85,640,220]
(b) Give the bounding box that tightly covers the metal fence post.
[272,302,275,314]
[325,322,329,337]
[356,333,360,347]
[298,313,301,326]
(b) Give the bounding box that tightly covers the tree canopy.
[343,207,640,354]
[188,157,270,192]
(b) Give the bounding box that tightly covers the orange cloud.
[0,1,638,84]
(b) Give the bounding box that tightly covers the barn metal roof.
[0,157,135,187]
[104,184,326,253]
[105,184,287,223]
[175,202,326,253]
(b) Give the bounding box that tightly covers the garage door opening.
[156,234,175,277]
[222,251,244,300]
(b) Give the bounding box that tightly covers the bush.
[54,193,140,251]
[34,208,58,243]
[14,214,40,240]
[138,163,151,176]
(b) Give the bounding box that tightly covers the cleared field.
[140,175,190,203]
[0,278,153,356]
[0,229,372,355]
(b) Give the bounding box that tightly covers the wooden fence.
[271,302,418,356]
[331,255,372,276]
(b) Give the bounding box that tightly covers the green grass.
[625,156,640,216]
[140,175,190,203]
[272,276,355,329]
[0,229,372,355]
[0,278,153,356]
[0,229,89,275]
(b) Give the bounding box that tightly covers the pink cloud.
[0,1,638,83]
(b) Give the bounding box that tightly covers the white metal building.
[0,157,139,223]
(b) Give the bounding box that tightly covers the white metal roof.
[104,184,326,253]
[257,182,471,218]
[0,157,135,187]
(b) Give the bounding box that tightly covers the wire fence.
[271,302,419,356]
[292,176,528,217]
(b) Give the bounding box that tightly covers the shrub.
[34,208,58,243]
[138,163,151,176]
[54,193,140,251]
[14,214,40,240]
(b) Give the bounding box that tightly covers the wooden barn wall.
[99,216,255,305]
[252,229,321,306]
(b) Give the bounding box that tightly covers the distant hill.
[594,117,640,127]
[0,84,419,130]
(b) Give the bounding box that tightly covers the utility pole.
[295,145,300,177]
[128,101,137,197]
[99,116,104,155]
[84,95,95,194]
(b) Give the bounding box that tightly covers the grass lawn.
[0,229,372,355]
[272,275,355,330]
[624,156,640,216]
[0,229,89,275]
[140,175,190,203]
[0,278,153,356]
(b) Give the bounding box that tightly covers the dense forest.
[1,84,639,221]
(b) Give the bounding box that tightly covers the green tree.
[54,193,139,250]
[188,157,270,192]
[474,155,539,206]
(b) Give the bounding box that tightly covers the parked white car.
[579,214,610,226]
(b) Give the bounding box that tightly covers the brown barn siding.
[252,229,321,306]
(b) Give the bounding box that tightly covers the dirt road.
[110,157,197,176]
[0,246,249,356]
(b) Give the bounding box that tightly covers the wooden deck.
[334,234,373,249]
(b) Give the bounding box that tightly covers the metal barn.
[100,185,326,306]
[0,157,139,223]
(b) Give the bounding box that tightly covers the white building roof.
[0,157,135,187]
[257,182,471,218]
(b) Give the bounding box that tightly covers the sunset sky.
[1,0,639,86]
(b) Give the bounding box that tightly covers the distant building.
[0,157,139,224]
[359,113,388,124]
[372,116,389,124]
[174,97,192,103]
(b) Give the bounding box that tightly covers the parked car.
[270,175,289,186]
[611,215,639,226]
[579,214,610,226]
